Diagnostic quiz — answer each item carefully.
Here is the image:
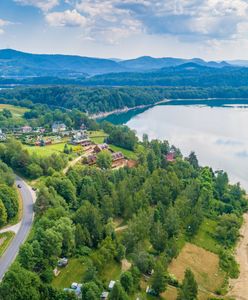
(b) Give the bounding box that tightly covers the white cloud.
[0,19,11,35]
[75,0,143,43]
[14,0,59,11]
[16,0,248,46]
[45,9,87,27]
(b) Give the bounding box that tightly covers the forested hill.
[0,49,231,78]
[3,86,248,114]
[83,64,248,87]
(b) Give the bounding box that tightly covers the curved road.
[0,176,35,281]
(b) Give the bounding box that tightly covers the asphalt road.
[0,176,34,281]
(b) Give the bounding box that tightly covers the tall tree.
[151,262,167,296]
[177,268,198,300]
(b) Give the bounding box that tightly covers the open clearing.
[0,104,29,117]
[228,213,248,300]
[24,143,78,157]
[168,243,226,300]
[52,258,86,289]
[191,218,220,254]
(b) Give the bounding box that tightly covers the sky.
[1,0,248,60]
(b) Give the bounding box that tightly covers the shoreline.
[89,97,248,119]
[90,99,170,119]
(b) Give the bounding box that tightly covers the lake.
[103,100,248,191]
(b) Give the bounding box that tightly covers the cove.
[102,100,248,190]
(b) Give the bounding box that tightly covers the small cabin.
[101,292,109,300]
[87,154,97,165]
[81,140,92,147]
[111,152,124,162]
[22,126,32,133]
[52,122,66,133]
[108,280,116,290]
[94,143,108,153]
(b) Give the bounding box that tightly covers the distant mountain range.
[0,49,237,78]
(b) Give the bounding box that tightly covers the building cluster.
[85,143,126,169]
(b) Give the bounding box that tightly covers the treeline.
[3,64,248,88]
[0,160,18,227]
[0,135,246,299]
[0,139,68,179]
[82,65,248,87]
[3,85,248,114]
[101,121,138,150]
[23,106,99,131]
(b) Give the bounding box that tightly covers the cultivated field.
[0,104,29,117]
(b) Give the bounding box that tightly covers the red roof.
[166,153,175,162]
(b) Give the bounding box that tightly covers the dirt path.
[115,225,128,232]
[228,213,248,300]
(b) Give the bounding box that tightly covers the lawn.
[191,218,220,254]
[89,130,108,144]
[52,258,86,289]
[23,143,79,157]
[0,104,29,117]
[0,232,15,257]
[100,261,122,285]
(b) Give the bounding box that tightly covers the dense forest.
[3,85,248,114]
[0,111,246,299]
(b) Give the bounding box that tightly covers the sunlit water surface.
[124,104,248,190]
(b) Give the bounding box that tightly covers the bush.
[219,250,239,278]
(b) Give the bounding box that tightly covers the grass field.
[52,258,86,289]
[0,232,15,257]
[89,130,108,144]
[168,243,226,300]
[100,261,122,285]
[23,143,78,157]
[191,218,220,254]
[0,104,29,117]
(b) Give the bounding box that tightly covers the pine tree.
[177,268,198,300]
[151,262,167,295]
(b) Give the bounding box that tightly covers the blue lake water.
[103,100,248,190]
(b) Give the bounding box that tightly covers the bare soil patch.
[168,243,225,299]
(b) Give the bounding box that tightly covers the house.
[0,129,2,134]
[101,291,109,300]
[70,131,89,145]
[108,280,116,290]
[21,126,32,133]
[94,143,108,153]
[58,257,68,267]
[0,132,6,142]
[81,140,92,147]
[52,122,67,133]
[111,152,124,162]
[87,154,97,165]
[165,152,175,162]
